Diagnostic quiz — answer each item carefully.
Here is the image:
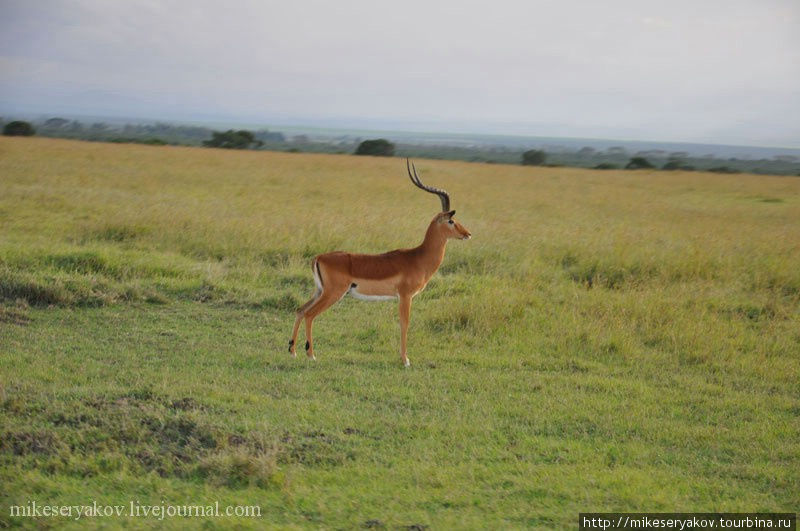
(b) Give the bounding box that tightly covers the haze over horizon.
[1,0,798,148]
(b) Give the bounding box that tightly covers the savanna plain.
[1,137,798,529]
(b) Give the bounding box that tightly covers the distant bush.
[662,160,696,171]
[110,137,167,146]
[521,149,546,166]
[355,139,395,156]
[594,163,618,170]
[625,157,654,170]
[707,166,740,174]
[203,130,262,149]
[3,120,36,137]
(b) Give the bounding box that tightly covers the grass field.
[1,137,798,529]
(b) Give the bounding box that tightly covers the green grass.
[1,137,798,528]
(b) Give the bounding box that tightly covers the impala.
[288,159,471,366]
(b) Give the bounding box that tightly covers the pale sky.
[1,0,798,146]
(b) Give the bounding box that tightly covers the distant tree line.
[520,149,750,174]
[4,115,798,176]
[24,117,286,148]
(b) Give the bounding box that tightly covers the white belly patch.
[348,286,397,301]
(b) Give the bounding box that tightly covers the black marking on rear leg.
[305,341,310,351]
[288,339,294,352]
[351,283,357,288]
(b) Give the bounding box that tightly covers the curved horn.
[406,158,450,212]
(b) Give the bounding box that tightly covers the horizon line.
[3,107,799,153]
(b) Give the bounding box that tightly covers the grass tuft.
[90,223,150,242]
[198,449,282,489]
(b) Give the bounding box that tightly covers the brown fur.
[289,210,471,366]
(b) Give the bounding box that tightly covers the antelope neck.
[415,222,448,273]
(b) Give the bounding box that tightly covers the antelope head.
[407,159,471,241]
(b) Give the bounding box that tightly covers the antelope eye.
[448,220,454,225]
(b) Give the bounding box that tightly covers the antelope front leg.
[398,295,412,367]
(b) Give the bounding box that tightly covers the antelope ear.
[445,210,456,218]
